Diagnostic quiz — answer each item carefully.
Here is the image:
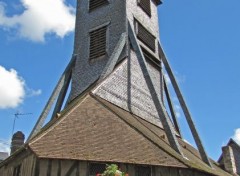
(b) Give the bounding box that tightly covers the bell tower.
[28,0,213,168]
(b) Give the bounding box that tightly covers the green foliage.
[102,164,118,176]
[98,164,128,176]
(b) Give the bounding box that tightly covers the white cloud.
[0,139,10,154]
[0,65,42,109]
[0,0,75,42]
[232,128,240,145]
[0,66,25,109]
[26,88,42,97]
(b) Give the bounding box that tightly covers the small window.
[13,165,21,176]
[135,21,156,52]
[138,0,151,16]
[136,165,151,176]
[89,25,108,60]
[89,0,109,12]
[89,163,106,176]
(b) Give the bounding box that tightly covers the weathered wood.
[79,161,87,176]
[128,21,183,156]
[126,164,135,176]
[163,76,182,137]
[47,159,53,176]
[158,42,212,167]
[57,160,61,176]
[61,160,75,176]
[51,66,72,120]
[65,161,78,176]
[39,159,48,176]
[34,158,40,176]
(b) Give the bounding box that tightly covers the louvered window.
[135,21,156,52]
[89,25,107,60]
[138,0,151,16]
[89,0,109,12]
[89,163,106,176]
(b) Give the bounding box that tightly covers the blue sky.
[0,0,240,161]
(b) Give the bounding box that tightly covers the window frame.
[137,0,151,17]
[88,22,110,61]
[88,0,110,12]
[134,20,156,52]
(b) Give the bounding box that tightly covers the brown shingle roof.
[29,95,186,168]
[28,92,231,176]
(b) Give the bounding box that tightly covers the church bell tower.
[28,0,213,168]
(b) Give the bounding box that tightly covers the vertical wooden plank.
[47,159,53,176]
[76,161,79,176]
[51,159,59,176]
[79,161,87,176]
[58,160,61,176]
[34,158,40,176]
[126,164,135,176]
[61,160,74,176]
[39,159,48,176]
[158,166,170,176]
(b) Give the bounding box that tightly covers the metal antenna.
[12,112,32,136]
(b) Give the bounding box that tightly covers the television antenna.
[12,112,32,136]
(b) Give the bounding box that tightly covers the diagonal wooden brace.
[159,43,212,167]
[27,56,76,141]
[163,76,183,138]
[128,21,183,156]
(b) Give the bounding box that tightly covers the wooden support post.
[158,43,212,167]
[27,57,76,141]
[128,21,183,156]
[98,32,126,82]
[163,76,182,137]
[51,62,73,120]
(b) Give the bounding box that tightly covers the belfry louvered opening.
[89,26,107,60]
[138,0,151,16]
[89,0,109,12]
[135,21,156,52]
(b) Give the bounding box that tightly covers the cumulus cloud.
[0,0,75,42]
[232,128,240,145]
[0,66,25,109]
[0,65,41,109]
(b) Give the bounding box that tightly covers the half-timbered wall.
[0,152,36,176]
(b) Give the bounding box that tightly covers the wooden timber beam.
[128,21,183,156]
[27,56,76,141]
[158,42,212,167]
[51,58,74,120]
[163,76,183,138]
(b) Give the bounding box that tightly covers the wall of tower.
[126,0,160,59]
[93,49,163,128]
[70,0,127,101]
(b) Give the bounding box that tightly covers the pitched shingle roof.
[29,95,186,168]
[27,92,231,176]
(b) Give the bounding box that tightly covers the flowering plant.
[96,164,128,176]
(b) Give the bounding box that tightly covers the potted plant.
[96,164,128,176]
